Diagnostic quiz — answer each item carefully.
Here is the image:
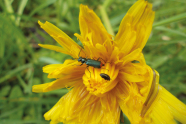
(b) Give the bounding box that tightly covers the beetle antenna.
[78,47,83,57]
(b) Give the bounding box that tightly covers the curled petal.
[78,4,112,45]
[33,60,85,93]
[38,21,82,58]
[38,44,69,55]
[121,48,142,65]
[111,81,130,100]
[32,77,82,93]
[115,0,155,53]
[118,65,154,123]
[44,59,85,79]
[140,85,186,124]
[100,93,120,124]
[119,72,145,82]
[42,64,63,73]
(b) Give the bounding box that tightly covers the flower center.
[82,63,119,97]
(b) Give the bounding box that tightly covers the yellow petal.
[121,62,147,75]
[140,85,186,124]
[151,85,186,123]
[44,85,120,124]
[100,93,120,124]
[38,44,69,55]
[47,60,85,79]
[111,81,130,100]
[42,64,63,73]
[78,4,112,45]
[118,67,186,124]
[38,21,82,58]
[141,69,159,117]
[119,72,145,82]
[44,85,98,123]
[116,23,137,54]
[118,65,154,123]
[121,48,142,65]
[115,0,155,52]
[32,76,82,93]
[32,83,50,93]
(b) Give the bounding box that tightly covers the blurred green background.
[0,0,186,124]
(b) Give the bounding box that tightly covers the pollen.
[83,63,119,96]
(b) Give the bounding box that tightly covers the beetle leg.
[97,57,106,64]
[86,66,91,77]
[75,63,84,66]
[97,57,100,61]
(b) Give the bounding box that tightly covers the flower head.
[32,0,186,124]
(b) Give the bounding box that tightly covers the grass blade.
[0,63,32,84]
[15,0,28,26]
[153,13,186,27]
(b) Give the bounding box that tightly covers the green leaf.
[178,48,186,61]
[0,85,11,97]
[9,85,23,99]
[8,86,24,119]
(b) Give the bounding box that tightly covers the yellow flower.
[32,0,186,124]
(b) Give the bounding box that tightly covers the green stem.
[4,0,15,21]
[99,5,115,36]
[16,0,28,26]
[56,0,63,26]
[17,74,27,90]
[103,0,114,9]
